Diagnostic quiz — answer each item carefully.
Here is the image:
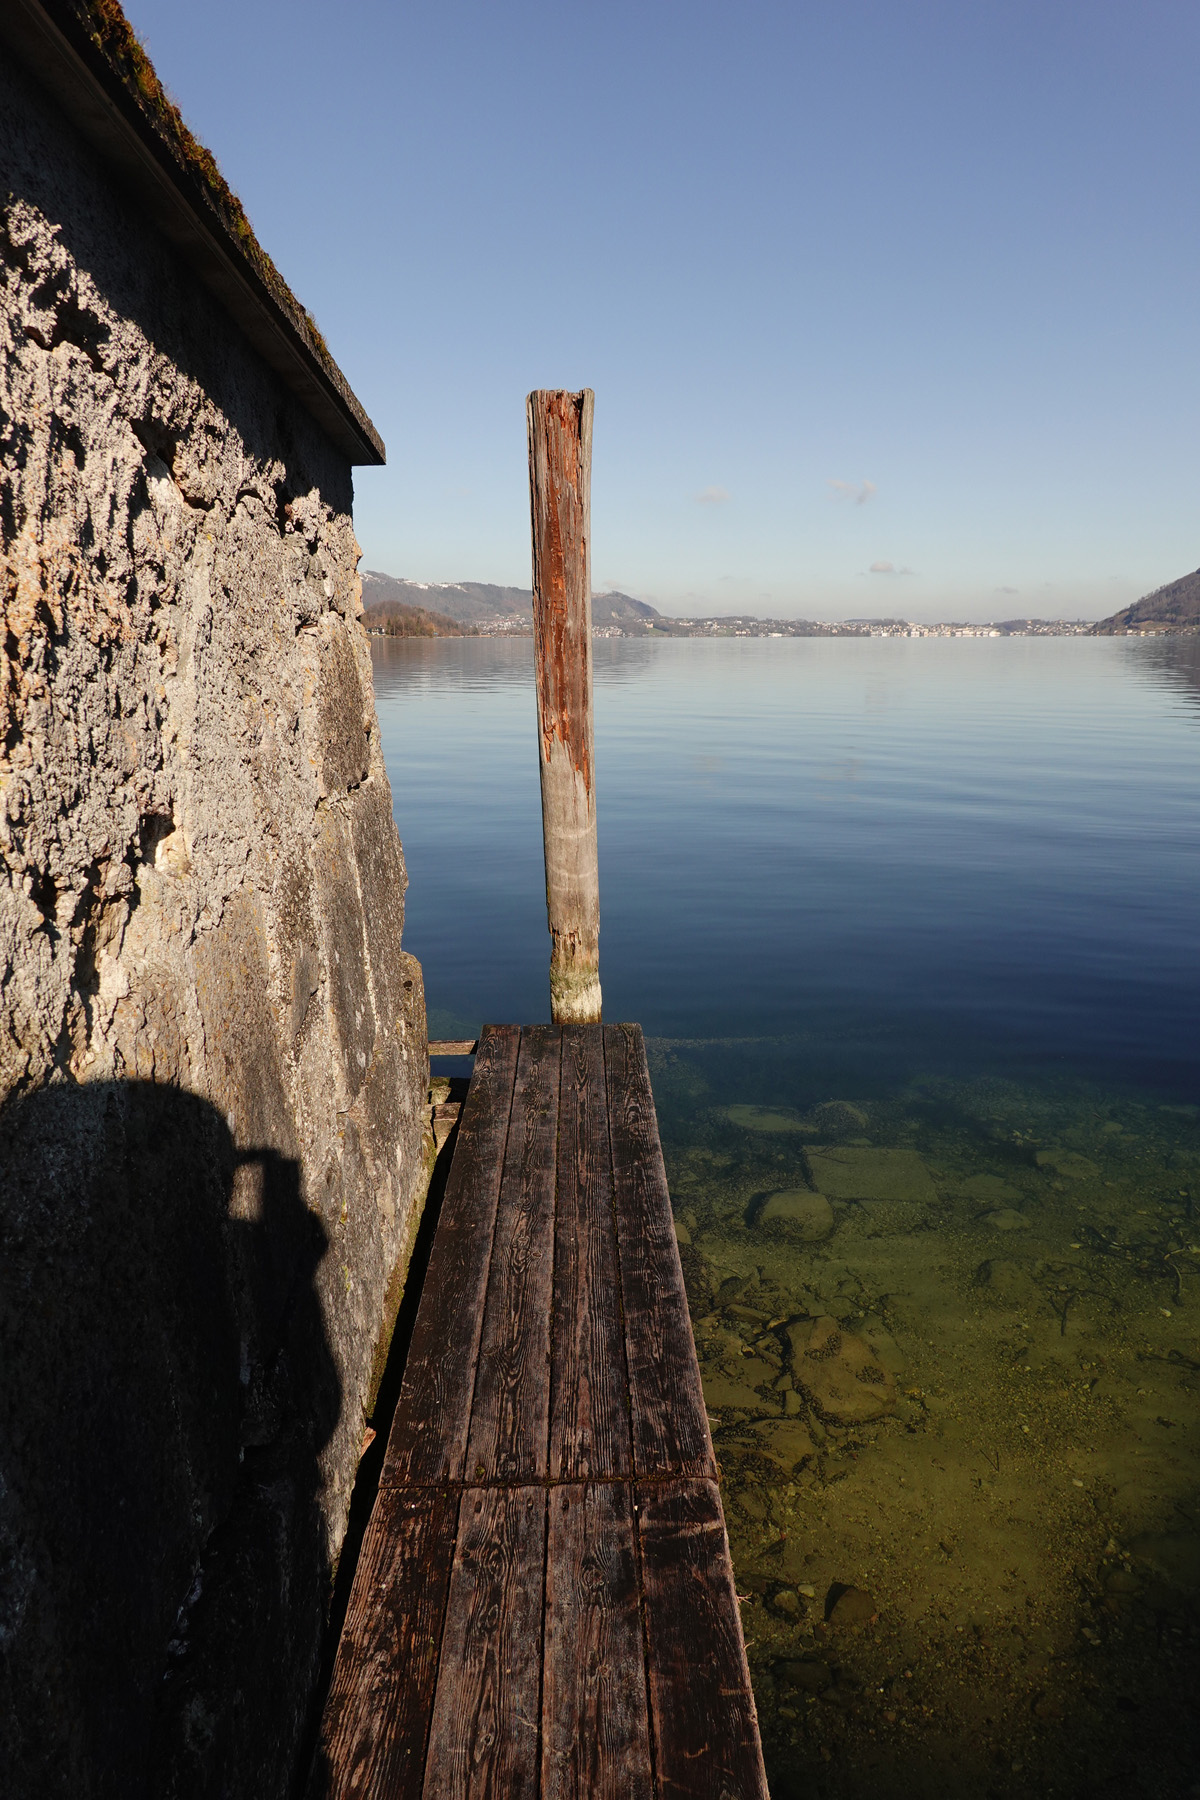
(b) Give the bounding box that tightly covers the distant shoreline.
[367,614,1139,642]
[367,618,1195,641]
[361,568,1200,641]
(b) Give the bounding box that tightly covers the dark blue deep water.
[373,634,1200,1096]
[373,634,1200,1800]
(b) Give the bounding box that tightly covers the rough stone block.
[0,43,428,1798]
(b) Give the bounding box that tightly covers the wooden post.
[527,389,601,1024]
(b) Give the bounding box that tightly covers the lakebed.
[651,1048,1200,1798]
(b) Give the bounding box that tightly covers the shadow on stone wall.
[0,1080,340,1800]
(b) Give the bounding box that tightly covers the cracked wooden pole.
[527,388,601,1024]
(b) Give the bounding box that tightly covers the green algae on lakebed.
[654,1041,1200,1800]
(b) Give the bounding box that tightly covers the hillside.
[361,570,662,629]
[1093,568,1200,635]
[593,590,661,626]
[362,596,473,637]
[362,574,531,624]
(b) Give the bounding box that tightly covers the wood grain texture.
[605,1024,715,1480]
[311,1488,460,1800]
[636,1481,768,1800]
[421,1486,547,1800]
[314,1020,771,1800]
[464,1026,561,1480]
[550,1025,632,1480]
[381,1025,519,1486]
[527,389,601,1024]
[542,1483,653,1800]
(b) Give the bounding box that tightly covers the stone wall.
[0,39,430,1799]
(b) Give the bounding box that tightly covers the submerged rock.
[738,1355,780,1388]
[756,1189,835,1240]
[788,1315,898,1422]
[804,1146,937,1205]
[1035,1149,1099,1180]
[701,1371,770,1413]
[809,1100,869,1139]
[827,1584,878,1626]
[776,1658,833,1693]
[982,1206,1029,1232]
[858,1314,907,1375]
[960,1172,1026,1205]
[755,1417,817,1472]
[725,1104,807,1133]
[974,1258,1039,1308]
[1104,1567,1141,1596]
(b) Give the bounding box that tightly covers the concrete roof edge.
[0,0,386,466]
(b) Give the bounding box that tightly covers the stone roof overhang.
[0,0,386,465]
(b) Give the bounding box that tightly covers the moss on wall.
[56,1,333,355]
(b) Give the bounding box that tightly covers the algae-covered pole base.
[527,388,602,1024]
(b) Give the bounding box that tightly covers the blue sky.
[123,0,1200,621]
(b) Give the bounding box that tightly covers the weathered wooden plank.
[636,1481,768,1800]
[312,1487,460,1800]
[527,389,601,1025]
[464,1026,561,1480]
[542,1482,653,1800]
[549,1025,632,1480]
[428,1039,479,1057]
[317,1019,771,1800]
[604,1024,715,1480]
[421,1486,547,1800]
[381,1025,519,1486]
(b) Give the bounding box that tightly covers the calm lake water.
[373,635,1200,1800]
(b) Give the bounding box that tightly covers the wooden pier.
[310,1022,767,1799]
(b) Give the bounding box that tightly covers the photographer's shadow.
[0,1078,341,1799]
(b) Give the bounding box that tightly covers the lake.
[373,633,1200,1799]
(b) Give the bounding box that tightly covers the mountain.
[592,590,661,626]
[360,570,663,629]
[361,573,530,625]
[363,597,473,637]
[1093,568,1200,635]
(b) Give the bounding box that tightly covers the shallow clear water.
[374,635,1200,1798]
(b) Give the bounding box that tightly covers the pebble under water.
[650,1042,1200,1800]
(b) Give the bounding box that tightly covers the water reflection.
[373,636,1200,1087]
[1133,635,1200,716]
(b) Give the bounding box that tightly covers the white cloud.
[868,560,914,576]
[996,586,1020,595]
[697,486,730,505]
[828,478,877,506]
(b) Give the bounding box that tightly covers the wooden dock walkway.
[310,1022,767,1800]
